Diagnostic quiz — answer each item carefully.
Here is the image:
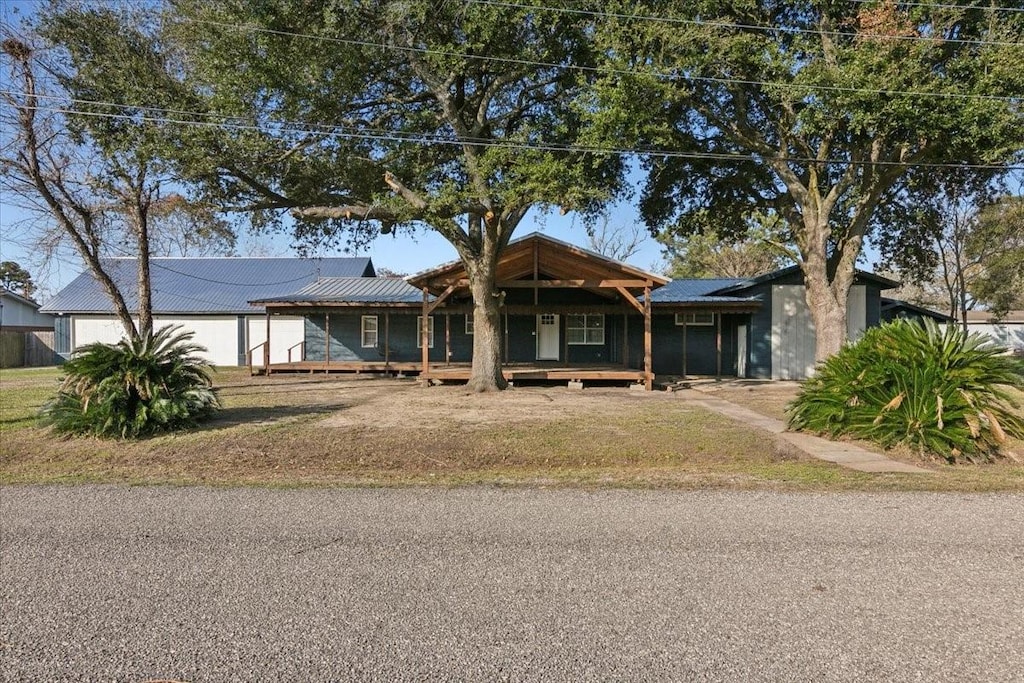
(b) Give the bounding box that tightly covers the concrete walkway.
[676,390,932,474]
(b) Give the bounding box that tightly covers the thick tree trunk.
[801,252,852,363]
[465,255,507,392]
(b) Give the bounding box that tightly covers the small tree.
[658,217,792,279]
[586,217,646,262]
[876,171,1024,328]
[0,261,36,299]
[970,196,1024,318]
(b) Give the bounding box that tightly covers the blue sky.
[0,197,668,300]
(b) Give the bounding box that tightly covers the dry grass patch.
[2,368,846,488]
[2,367,1022,490]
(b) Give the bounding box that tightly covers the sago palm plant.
[43,325,219,438]
[787,319,1024,462]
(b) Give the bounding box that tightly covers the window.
[465,315,474,335]
[675,312,715,326]
[567,314,604,345]
[417,315,434,348]
[361,316,378,348]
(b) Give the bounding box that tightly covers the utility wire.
[5,97,1023,171]
[1,16,1019,104]
[175,17,1022,104]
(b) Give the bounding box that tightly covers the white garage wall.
[771,285,867,380]
[967,323,1024,354]
[73,315,240,366]
[73,317,130,348]
[246,315,305,366]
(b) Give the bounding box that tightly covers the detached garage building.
[40,257,375,367]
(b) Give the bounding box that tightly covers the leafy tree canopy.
[874,169,1023,323]
[659,214,792,278]
[154,0,626,389]
[591,0,1024,359]
[0,261,36,299]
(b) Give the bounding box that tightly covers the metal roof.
[1,286,43,310]
[648,278,748,303]
[711,265,901,294]
[40,257,375,314]
[254,277,423,305]
[880,298,953,322]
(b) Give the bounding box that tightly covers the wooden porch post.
[644,285,652,391]
[324,313,331,373]
[421,288,430,380]
[682,318,688,379]
[445,313,451,367]
[622,313,629,367]
[384,313,390,369]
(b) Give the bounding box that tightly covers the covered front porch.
[249,234,669,389]
[257,359,648,386]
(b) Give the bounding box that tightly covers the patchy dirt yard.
[2,368,1022,490]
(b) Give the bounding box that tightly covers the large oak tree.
[593,0,1023,360]
[162,0,623,391]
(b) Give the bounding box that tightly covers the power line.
[5,96,1023,171]
[2,16,1019,104]
[467,0,1024,47]
[176,17,1022,104]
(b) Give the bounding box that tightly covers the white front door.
[536,314,559,360]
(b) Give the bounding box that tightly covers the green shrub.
[787,319,1024,462]
[42,325,219,438]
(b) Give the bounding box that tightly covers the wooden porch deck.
[259,361,649,385]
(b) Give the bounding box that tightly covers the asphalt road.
[2,486,1023,682]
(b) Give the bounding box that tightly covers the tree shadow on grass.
[201,402,350,430]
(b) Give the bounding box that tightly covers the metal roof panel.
[40,257,375,314]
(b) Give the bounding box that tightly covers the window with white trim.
[361,315,378,347]
[567,313,604,345]
[465,315,474,335]
[675,312,715,326]
[417,315,435,348]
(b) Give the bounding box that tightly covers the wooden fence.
[0,330,56,368]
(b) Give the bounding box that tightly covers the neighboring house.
[40,257,375,366]
[0,287,53,331]
[879,298,953,325]
[250,233,901,385]
[965,310,1024,356]
[0,287,56,368]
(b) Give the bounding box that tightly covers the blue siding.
[304,313,446,362]
[54,316,72,359]
[506,315,537,362]
[866,285,881,327]
[745,285,774,379]
[642,314,742,376]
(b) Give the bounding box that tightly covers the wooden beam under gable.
[426,283,456,314]
[616,286,645,314]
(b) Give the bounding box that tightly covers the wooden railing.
[287,341,305,363]
[246,341,268,376]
